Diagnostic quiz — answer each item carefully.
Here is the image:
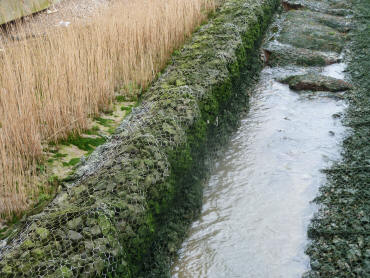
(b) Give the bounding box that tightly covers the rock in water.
[263,45,340,67]
[279,73,352,92]
[278,10,346,53]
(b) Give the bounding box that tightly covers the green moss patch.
[282,0,352,16]
[59,134,106,152]
[93,117,115,128]
[0,0,279,277]
[279,73,352,92]
[115,95,126,102]
[278,10,346,53]
[263,45,340,67]
[62,158,80,167]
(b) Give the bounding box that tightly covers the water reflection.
[171,64,347,278]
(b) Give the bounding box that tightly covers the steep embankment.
[0,0,278,277]
[305,0,370,277]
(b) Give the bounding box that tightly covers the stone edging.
[305,0,370,276]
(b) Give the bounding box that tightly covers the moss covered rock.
[282,0,352,16]
[280,73,352,92]
[303,0,370,277]
[263,44,340,66]
[278,10,346,52]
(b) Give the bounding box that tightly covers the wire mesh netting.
[0,0,279,276]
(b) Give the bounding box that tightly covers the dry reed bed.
[0,0,215,218]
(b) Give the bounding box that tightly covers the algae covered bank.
[0,0,279,277]
[304,0,370,276]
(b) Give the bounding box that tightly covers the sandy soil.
[1,0,112,40]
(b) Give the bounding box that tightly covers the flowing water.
[171,63,347,277]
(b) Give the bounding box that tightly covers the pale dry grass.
[0,0,215,218]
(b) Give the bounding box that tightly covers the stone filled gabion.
[0,0,279,277]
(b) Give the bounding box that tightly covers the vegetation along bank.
[0,0,279,277]
[305,0,370,276]
[0,0,214,217]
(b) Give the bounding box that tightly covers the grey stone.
[67,217,83,231]
[67,230,83,241]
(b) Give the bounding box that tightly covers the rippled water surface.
[171,64,347,278]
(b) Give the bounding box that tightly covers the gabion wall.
[0,0,278,277]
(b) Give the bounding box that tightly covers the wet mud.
[172,0,366,277]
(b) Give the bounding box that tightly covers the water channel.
[171,62,348,277]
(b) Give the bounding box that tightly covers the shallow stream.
[171,62,347,277]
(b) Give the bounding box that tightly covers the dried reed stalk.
[0,0,215,217]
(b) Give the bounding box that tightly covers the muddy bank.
[305,0,370,277]
[0,0,278,277]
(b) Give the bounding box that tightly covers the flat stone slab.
[303,9,352,33]
[278,10,347,53]
[279,73,352,92]
[282,0,351,16]
[263,44,340,67]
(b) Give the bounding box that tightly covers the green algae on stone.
[278,10,346,53]
[53,266,73,278]
[1,265,12,275]
[31,248,44,258]
[280,73,352,92]
[305,0,370,277]
[66,217,83,231]
[263,44,340,66]
[282,4,352,31]
[282,0,352,16]
[0,0,280,277]
[35,227,49,240]
[20,239,35,250]
[67,230,83,241]
[307,10,352,33]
